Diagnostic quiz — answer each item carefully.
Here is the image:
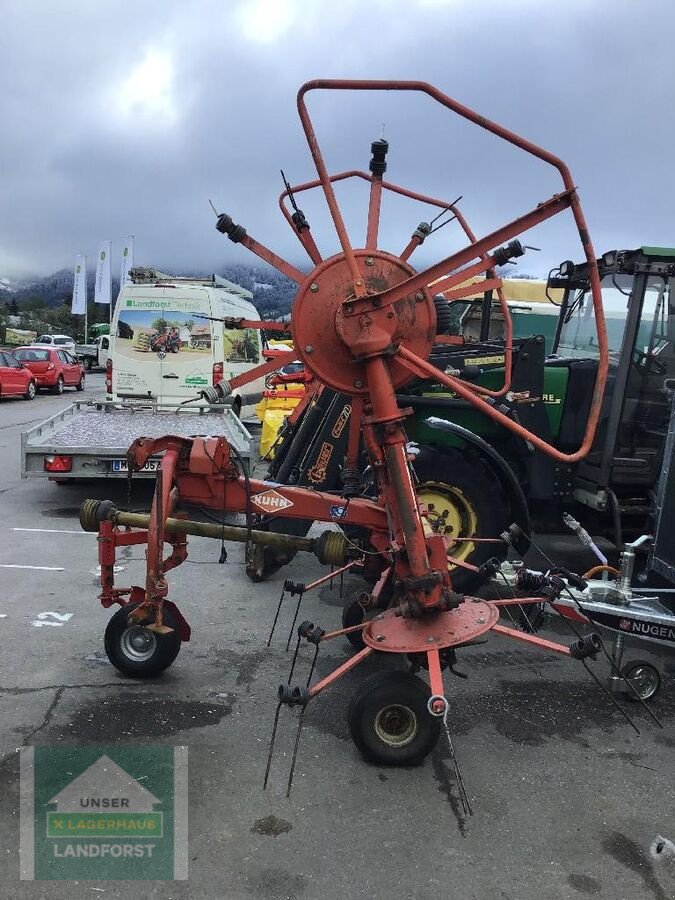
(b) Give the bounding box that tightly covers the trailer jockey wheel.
[104,603,181,678]
[621,659,661,701]
[348,671,441,765]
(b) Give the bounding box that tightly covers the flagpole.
[109,242,113,326]
[84,255,88,343]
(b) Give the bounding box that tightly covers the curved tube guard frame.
[88,81,617,803]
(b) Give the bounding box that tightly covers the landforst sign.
[20,746,187,881]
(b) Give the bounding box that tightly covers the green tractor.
[258,248,675,590]
[405,247,675,562]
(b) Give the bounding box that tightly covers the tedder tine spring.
[287,633,303,685]
[267,585,287,647]
[442,705,472,817]
[285,589,305,651]
[263,685,310,794]
[263,701,283,791]
[286,707,306,798]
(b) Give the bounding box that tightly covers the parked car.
[14,347,85,394]
[0,349,36,400]
[33,334,76,352]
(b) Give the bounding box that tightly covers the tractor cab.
[549,247,675,515]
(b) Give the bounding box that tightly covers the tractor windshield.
[556,273,633,359]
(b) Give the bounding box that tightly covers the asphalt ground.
[0,373,673,899]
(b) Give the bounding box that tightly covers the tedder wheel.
[412,445,509,594]
[621,659,661,701]
[341,594,372,650]
[104,603,181,678]
[348,671,441,766]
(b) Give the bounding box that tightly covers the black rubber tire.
[23,381,36,401]
[621,659,661,702]
[104,603,181,678]
[85,357,93,370]
[412,445,509,594]
[76,375,85,391]
[433,295,453,335]
[348,671,441,766]
[170,344,179,353]
[232,396,242,418]
[342,596,368,650]
[52,376,64,395]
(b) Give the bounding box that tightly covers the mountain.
[0,262,300,318]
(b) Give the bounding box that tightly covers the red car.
[14,346,85,394]
[0,349,37,400]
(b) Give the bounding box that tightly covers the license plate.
[111,458,161,473]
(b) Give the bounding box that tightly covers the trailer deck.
[21,400,251,478]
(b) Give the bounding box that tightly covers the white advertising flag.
[72,255,87,315]
[94,240,112,305]
[120,235,134,287]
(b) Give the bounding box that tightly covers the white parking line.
[0,564,64,571]
[12,528,91,535]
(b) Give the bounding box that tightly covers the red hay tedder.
[81,80,617,809]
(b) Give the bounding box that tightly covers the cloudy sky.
[2,0,674,282]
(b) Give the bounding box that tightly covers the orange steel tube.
[296,80,604,378]
[365,356,430,579]
[366,174,384,249]
[146,449,179,600]
[238,233,305,285]
[492,623,573,656]
[308,646,374,699]
[344,192,573,316]
[397,344,606,464]
[304,560,359,593]
[320,622,368,641]
[426,649,445,703]
[227,350,297,392]
[279,169,515,397]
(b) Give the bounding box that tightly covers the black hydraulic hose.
[423,416,531,539]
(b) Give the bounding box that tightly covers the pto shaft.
[79,499,353,566]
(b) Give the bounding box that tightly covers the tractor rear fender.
[423,416,530,544]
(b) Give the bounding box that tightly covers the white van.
[34,334,77,352]
[108,270,265,414]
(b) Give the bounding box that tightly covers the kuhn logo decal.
[250,490,294,512]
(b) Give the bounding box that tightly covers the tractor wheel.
[104,603,181,678]
[621,659,661,701]
[412,446,509,594]
[348,671,441,766]
[433,295,453,335]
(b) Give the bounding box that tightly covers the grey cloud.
[2,0,675,281]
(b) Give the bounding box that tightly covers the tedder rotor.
[82,80,619,808]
